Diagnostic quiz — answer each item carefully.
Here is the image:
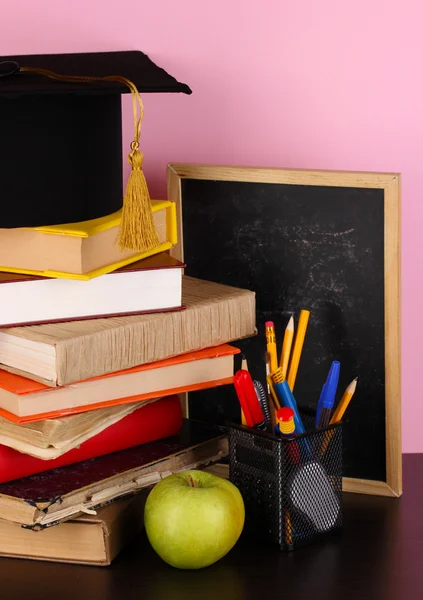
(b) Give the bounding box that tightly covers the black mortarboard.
[0,51,191,252]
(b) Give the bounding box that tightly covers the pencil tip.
[349,378,358,391]
[287,316,294,329]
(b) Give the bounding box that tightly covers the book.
[0,345,239,421]
[0,277,256,386]
[0,493,148,566]
[0,253,185,328]
[0,200,178,280]
[0,401,149,448]
[0,395,183,482]
[0,419,228,527]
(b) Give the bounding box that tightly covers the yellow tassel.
[118,143,160,252]
[18,67,161,254]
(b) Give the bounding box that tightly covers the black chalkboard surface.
[167,165,401,497]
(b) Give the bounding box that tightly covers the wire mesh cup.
[228,418,343,551]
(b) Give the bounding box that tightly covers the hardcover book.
[0,253,185,328]
[0,200,178,280]
[0,419,228,527]
[0,395,183,483]
[0,277,256,386]
[0,345,239,422]
[0,493,148,566]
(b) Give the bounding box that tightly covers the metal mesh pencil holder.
[228,418,343,551]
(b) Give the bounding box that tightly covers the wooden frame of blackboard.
[167,163,401,498]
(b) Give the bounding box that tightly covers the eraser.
[265,321,274,328]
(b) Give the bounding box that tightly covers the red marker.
[234,370,266,430]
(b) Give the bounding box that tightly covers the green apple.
[144,469,245,569]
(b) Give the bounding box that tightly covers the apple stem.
[189,475,196,488]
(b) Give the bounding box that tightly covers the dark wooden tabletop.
[0,454,421,600]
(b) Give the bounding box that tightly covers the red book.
[0,395,182,484]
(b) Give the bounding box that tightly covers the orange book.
[0,345,240,423]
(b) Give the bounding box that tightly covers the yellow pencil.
[285,509,293,546]
[241,354,248,426]
[287,310,310,391]
[321,378,358,456]
[266,374,281,410]
[330,378,358,424]
[265,321,278,373]
[280,316,294,379]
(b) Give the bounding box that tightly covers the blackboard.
[168,165,401,497]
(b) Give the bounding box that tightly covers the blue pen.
[315,361,340,428]
[272,368,306,435]
[315,382,327,426]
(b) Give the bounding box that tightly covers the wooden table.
[0,454,421,600]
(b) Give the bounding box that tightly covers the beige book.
[0,401,158,459]
[0,277,256,387]
[0,200,171,277]
[0,402,148,449]
[0,493,147,566]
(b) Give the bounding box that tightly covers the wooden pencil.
[287,310,310,391]
[280,316,294,379]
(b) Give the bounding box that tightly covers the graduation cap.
[0,51,191,252]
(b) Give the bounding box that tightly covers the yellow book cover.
[0,200,177,280]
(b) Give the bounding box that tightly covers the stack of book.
[0,201,184,326]
[0,48,256,565]
[0,204,256,565]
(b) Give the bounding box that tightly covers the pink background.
[1,1,417,451]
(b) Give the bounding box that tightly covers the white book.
[0,253,184,327]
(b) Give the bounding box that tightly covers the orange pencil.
[330,378,358,424]
[321,378,358,456]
